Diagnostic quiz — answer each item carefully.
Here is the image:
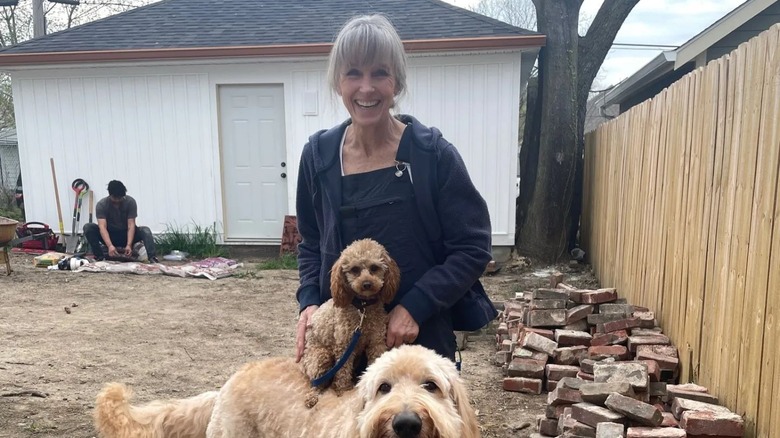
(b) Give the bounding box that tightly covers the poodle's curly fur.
[94,345,480,438]
[302,238,400,407]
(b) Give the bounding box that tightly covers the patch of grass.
[256,252,298,270]
[0,207,24,222]
[154,222,227,259]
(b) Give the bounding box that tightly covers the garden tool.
[76,190,94,253]
[66,178,89,253]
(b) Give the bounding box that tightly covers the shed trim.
[0,35,546,67]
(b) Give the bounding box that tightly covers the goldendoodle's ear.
[379,251,400,304]
[330,259,352,307]
[450,377,480,438]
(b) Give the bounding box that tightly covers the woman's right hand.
[295,305,319,362]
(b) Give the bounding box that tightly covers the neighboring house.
[0,0,543,249]
[602,0,780,115]
[0,128,19,190]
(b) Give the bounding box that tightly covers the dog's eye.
[377,382,392,394]
[422,381,438,392]
[369,264,381,273]
[349,266,361,275]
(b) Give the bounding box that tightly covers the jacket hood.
[308,114,441,174]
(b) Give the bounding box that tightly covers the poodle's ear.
[379,250,400,304]
[450,376,480,438]
[330,257,352,307]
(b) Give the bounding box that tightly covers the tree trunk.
[568,0,641,251]
[517,0,582,262]
[518,0,641,261]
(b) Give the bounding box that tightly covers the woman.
[295,14,496,363]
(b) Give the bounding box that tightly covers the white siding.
[11,50,525,245]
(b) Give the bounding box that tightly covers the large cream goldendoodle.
[94,345,480,438]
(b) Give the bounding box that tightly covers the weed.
[256,252,298,270]
[154,222,226,259]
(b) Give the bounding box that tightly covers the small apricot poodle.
[302,238,400,407]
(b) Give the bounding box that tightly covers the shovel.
[66,178,89,253]
[76,190,93,254]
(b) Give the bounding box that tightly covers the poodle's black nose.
[392,411,422,437]
[362,281,373,290]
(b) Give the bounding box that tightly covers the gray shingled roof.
[0,0,537,54]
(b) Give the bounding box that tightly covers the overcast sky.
[444,0,747,88]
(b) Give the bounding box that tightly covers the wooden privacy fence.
[582,24,780,437]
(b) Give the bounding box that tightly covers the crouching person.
[83,180,159,263]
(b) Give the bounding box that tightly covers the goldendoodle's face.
[356,346,480,438]
[331,239,400,306]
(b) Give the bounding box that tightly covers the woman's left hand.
[386,305,419,349]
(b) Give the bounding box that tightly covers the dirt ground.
[0,250,599,438]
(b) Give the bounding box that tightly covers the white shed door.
[219,85,288,241]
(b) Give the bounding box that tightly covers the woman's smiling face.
[337,64,397,128]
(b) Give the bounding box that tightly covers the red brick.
[546,403,568,419]
[588,345,629,360]
[548,386,584,406]
[523,327,556,340]
[531,299,567,310]
[546,364,581,381]
[578,370,595,380]
[507,358,546,379]
[679,410,744,436]
[533,288,569,300]
[635,350,679,371]
[502,377,543,394]
[579,288,617,304]
[605,393,663,427]
[554,346,588,365]
[661,412,678,427]
[494,351,510,366]
[546,379,558,392]
[538,417,558,436]
[529,309,567,327]
[555,329,593,347]
[627,334,671,353]
[566,304,594,324]
[671,397,731,419]
[638,359,661,382]
[570,402,625,427]
[591,330,629,346]
[668,387,719,405]
[633,311,657,328]
[600,317,641,333]
[626,427,686,437]
[522,331,558,356]
[636,344,678,358]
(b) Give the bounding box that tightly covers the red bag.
[16,222,59,250]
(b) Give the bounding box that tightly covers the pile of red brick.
[495,273,744,438]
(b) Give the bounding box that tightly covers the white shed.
[0,0,543,248]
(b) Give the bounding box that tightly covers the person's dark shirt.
[95,196,137,232]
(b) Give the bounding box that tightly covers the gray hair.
[327,15,408,99]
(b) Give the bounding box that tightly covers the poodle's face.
[330,239,400,307]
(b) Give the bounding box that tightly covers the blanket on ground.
[74,257,242,280]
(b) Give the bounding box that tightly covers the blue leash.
[311,309,365,387]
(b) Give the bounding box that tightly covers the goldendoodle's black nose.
[362,281,373,290]
[392,411,422,437]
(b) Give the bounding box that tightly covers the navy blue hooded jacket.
[295,114,497,331]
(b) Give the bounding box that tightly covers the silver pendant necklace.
[394,161,407,178]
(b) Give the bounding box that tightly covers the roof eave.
[0,35,546,67]
[602,51,676,107]
[674,0,775,68]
